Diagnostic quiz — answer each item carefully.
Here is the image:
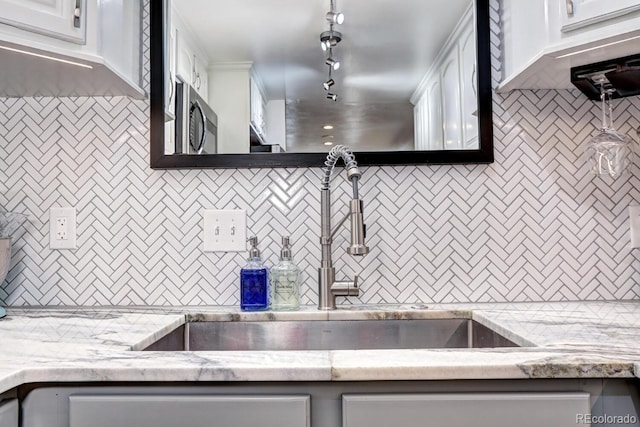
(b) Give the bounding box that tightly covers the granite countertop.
[1,301,640,394]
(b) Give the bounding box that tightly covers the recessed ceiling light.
[322,135,334,145]
[323,125,334,130]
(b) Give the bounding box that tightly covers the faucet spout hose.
[321,145,361,197]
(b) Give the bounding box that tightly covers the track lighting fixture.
[320,1,344,101]
[323,78,335,91]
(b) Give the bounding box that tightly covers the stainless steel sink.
[143,319,520,351]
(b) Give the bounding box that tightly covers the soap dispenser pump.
[270,236,301,311]
[240,236,269,311]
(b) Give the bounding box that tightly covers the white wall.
[1,0,639,305]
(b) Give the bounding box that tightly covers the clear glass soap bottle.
[240,236,269,311]
[270,236,301,311]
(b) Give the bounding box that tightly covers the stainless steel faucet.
[318,145,369,310]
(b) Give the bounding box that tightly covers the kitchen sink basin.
[142,319,520,351]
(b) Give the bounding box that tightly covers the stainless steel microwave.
[174,81,218,154]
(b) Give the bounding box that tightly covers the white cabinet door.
[441,50,462,150]
[562,0,640,32]
[175,27,194,85]
[460,26,478,149]
[174,32,207,102]
[164,0,176,122]
[193,54,208,101]
[0,0,86,44]
[427,79,443,151]
[250,77,267,140]
[413,96,427,150]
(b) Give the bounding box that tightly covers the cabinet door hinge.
[73,0,82,28]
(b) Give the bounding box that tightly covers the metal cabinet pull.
[168,72,174,103]
[73,0,82,28]
[566,0,574,17]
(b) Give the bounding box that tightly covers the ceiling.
[173,0,473,152]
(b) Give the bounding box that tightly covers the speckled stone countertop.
[1,301,640,394]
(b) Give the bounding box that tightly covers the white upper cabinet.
[500,0,640,91]
[250,75,267,142]
[193,54,208,100]
[561,0,640,33]
[171,3,208,102]
[0,0,86,44]
[175,27,194,85]
[460,28,478,149]
[164,0,176,121]
[413,97,427,150]
[411,5,475,151]
[428,80,443,150]
[441,51,462,150]
[0,0,143,98]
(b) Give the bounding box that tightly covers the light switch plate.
[49,207,76,250]
[203,209,247,252]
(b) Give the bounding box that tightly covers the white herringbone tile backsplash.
[1,1,640,306]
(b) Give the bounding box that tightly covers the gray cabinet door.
[343,393,590,427]
[0,399,18,427]
[69,394,310,427]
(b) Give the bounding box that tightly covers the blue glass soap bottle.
[240,236,269,311]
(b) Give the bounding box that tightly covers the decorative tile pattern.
[1,0,639,306]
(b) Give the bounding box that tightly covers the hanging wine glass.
[586,80,634,177]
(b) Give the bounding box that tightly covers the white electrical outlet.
[49,207,76,250]
[203,209,247,252]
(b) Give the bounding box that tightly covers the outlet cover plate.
[203,209,247,252]
[49,207,76,250]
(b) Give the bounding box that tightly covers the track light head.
[323,78,335,91]
[326,93,338,101]
[320,31,342,51]
[325,57,340,70]
[326,11,345,25]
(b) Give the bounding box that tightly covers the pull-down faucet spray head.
[345,168,369,256]
[347,197,369,255]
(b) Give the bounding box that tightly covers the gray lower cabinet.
[69,395,310,427]
[0,399,18,427]
[24,380,630,427]
[342,393,591,427]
